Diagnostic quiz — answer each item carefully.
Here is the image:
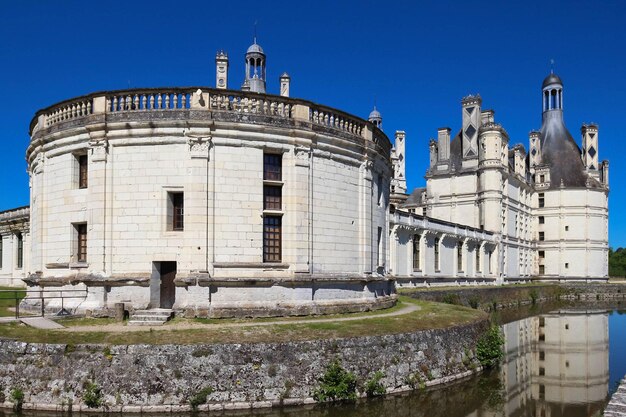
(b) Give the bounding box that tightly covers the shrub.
[364,371,386,397]
[83,381,103,409]
[189,386,213,410]
[529,289,539,305]
[476,325,505,368]
[441,293,461,305]
[10,387,24,412]
[313,359,358,402]
[468,296,480,309]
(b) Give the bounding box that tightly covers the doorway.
[159,261,177,309]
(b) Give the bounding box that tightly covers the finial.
[254,20,258,44]
[550,58,555,74]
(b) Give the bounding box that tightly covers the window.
[539,174,545,183]
[412,235,420,271]
[539,367,545,376]
[539,351,545,361]
[457,241,463,271]
[263,154,282,181]
[377,227,383,266]
[434,237,440,271]
[539,265,545,274]
[565,225,569,231]
[167,192,184,231]
[539,216,545,224]
[539,232,545,241]
[0,237,3,269]
[263,216,281,262]
[263,185,281,210]
[538,193,545,208]
[539,317,545,327]
[377,174,383,207]
[16,233,23,269]
[76,154,88,189]
[475,247,480,272]
[75,223,87,262]
[565,263,569,269]
[539,250,545,259]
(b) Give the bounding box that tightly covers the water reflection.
[480,309,610,417]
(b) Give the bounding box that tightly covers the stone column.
[87,125,108,274]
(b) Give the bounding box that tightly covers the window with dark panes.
[76,224,87,262]
[16,233,23,269]
[412,235,420,271]
[263,216,281,262]
[78,154,88,189]
[264,185,282,210]
[172,193,184,231]
[263,154,282,181]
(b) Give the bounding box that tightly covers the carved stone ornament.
[188,135,211,159]
[32,152,45,175]
[89,138,108,162]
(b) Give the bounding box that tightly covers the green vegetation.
[10,387,24,412]
[0,286,26,317]
[476,325,505,368]
[529,288,539,305]
[364,371,386,397]
[468,296,480,309]
[0,297,486,345]
[313,359,358,402]
[441,293,461,305]
[82,381,103,408]
[609,247,626,278]
[189,386,213,410]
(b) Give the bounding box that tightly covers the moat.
[2,301,625,417]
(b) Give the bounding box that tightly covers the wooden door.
[159,262,177,309]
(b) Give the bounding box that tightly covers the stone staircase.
[128,309,174,326]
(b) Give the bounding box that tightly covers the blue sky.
[1,0,625,245]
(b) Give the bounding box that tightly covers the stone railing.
[209,91,292,118]
[108,89,192,112]
[309,106,364,137]
[44,98,93,127]
[32,88,391,153]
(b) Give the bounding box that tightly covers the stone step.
[132,309,173,317]
[128,320,167,326]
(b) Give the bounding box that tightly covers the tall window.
[475,246,480,272]
[377,227,383,266]
[16,233,23,269]
[539,265,545,274]
[76,224,87,262]
[263,216,281,262]
[457,241,463,271]
[263,153,283,262]
[538,193,545,208]
[412,235,420,271]
[434,237,440,271]
[167,192,184,231]
[539,216,545,224]
[539,231,545,241]
[0,237,3,269]
[539,250,545,259]
[77,154,88,189]
[377,174,383,207]
[488,250,492,274]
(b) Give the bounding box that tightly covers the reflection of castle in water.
[470,311,609,417]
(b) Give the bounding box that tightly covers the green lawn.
[0,286,26,317]
[0,297,487,345]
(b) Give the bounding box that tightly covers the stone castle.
[0,40,609,316]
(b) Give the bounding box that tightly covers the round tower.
[242,38,266,93]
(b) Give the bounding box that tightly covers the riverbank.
[0,309,489,412]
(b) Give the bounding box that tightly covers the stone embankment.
[0,318,488,413]
[402,282,626,311]
[605,377,626,417]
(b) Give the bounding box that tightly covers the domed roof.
[246,42,264,55]
[542,73,563,88]
[369,107,382,120]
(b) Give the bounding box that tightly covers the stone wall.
[605,377,626,417]
[0,319,488,412]
[402,283,626,311]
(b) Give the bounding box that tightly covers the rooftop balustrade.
[30,88,390,154]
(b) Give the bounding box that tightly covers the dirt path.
[62,302,420,333]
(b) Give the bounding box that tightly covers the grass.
[398,282,557,294]
[0,297,486,345]
[0,286,26,317]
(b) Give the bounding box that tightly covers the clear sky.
[1,0,625,245]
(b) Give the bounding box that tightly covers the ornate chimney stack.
[279,73,290,97]
[215,51,229,90]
